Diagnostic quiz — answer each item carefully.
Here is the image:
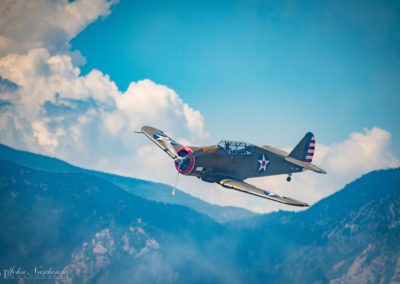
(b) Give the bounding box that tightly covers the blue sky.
[72,0,400,153]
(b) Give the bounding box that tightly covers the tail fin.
[289,132,315,163]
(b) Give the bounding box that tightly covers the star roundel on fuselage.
[257,154,270,172]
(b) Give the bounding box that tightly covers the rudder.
[289,132,315,163]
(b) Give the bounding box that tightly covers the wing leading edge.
[218,179,309,207]
[141,126,183,159]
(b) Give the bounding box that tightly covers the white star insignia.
[258,154,269,172]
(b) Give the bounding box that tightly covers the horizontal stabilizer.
[285,156,327,174]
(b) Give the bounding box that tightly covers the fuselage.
[182,145,302,182]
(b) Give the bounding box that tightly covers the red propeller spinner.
[174,147,195,175]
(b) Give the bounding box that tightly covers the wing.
[141,126,183,159]
[218,178,309,207]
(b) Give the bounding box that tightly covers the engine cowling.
[174,147,195,175]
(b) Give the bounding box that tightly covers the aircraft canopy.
[217,140,254,155]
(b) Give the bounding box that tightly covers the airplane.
[137,126,326,207]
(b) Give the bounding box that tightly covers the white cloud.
[115,79,208,141]
[0,47,208,180]
[32,119,65,151]
[0,0,117,57]
[323,128,399,177]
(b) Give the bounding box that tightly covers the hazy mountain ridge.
[0,144,256,222]
[0,147,399,283]
[285,169,400,283]
[226,168,400,283]
[0,159,227,283]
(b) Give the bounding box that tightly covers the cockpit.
[217,140,254,156]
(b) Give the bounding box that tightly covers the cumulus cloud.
[0,48,208,179]
[0,0,117,57]
[0,0,209,196]
[323,128,399,178]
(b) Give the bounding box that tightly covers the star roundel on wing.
[257,154,270,172]
[153,133,178,145]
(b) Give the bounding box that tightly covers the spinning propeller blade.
[160,139,183,196]
[172,170,179,196]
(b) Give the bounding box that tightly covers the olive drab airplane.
[137,126,327,207]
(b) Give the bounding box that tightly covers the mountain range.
[0,144,256,223]
[0,145,399,283]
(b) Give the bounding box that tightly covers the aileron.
[218,179,309,207]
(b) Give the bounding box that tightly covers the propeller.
[170,148,207,196]
[136,130,188,196]
[171,154,186,196]
[162,142,208,196]
[160,139,183,196]
[172,168,179,196]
